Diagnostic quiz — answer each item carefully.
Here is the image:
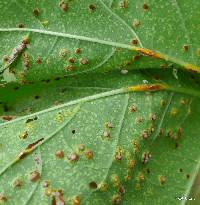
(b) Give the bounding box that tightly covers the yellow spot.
[111,174,120,187]
[170,108,178,117]
[127,83,167,92]
[26,123,33,131]
[98,182,108,192]
[184,63,200,73]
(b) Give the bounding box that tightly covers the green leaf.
[0,0,199,83]
[0,69,200,204]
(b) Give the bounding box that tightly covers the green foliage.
[0,1,200,205]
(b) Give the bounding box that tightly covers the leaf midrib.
[1,83,200,127]
[0,27,199,73]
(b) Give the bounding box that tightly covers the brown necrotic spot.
[149,113,156,121]
[182,44,189,51]
[22,37,29,45]
[141,130,149,140]
[89,181,97,189]
[78,144,85,151]
[72,196,81,205]
[80,58,89,65]
[88,4,96,12]
[131,38,138,45]
[103,130,111,139]
[19,131,28,140]
[118,185,125,195]
[133,19,140,27]
[33,8,40,16]
[42,181,50,188]
[68,153,79,162]
[0,193,7,202]
[112,194,122,205]
[66,65,73,71]
[55,150,64,159]
[59,1,68,11]
[159,175,166,185]
[105,122,113,129]
[2,116,13,121]
[35,57,42,64]
[12,178,22,188]
[129,105,137,112]
[119,0,128,9]
[143,3,149,10]
[142,152,151,164]
[84,149,93,159]
[2,55,9,62]
[29,170,40,182]
[75,48,81,54]
[68,57,75,64]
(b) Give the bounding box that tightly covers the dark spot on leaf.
[2,116,13,121]
[78,144,85,151]
[84,149,93,159]
[68,57,75,64]
[12,178,22,188]
[133,19,140,27]
[112,194,122,204]
[29,170,40,182]
[19,131,28,140]
[68,153,79,162]
[89,181,97,189]
[34,95,40,100]
[54,77,61,81]
[0,193,7,202]
[118,185,125,194]
[59,1,68,12]
[72,129,76,134]
[88,4,96,12]
[2,55,9,62]
[33,8,40,16]
[35,57,42,64]
[18,23,24,28]
[131,38,138,45]
[119,0,128,9]
[22,37,29,45]
[75,48,81,54]
[42,181,49,188]
[186,174,190,179]
[143,3,149,10]
[142,152,151,164]
[3,104,10,112]
[72,196,81,205]
[159,175,166,185]
[25,116,38,123]
[55,150,64,159]
[80,58,89,65]
[182,45,189,51]
[66,65,73,71]
[129,105,137,112]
